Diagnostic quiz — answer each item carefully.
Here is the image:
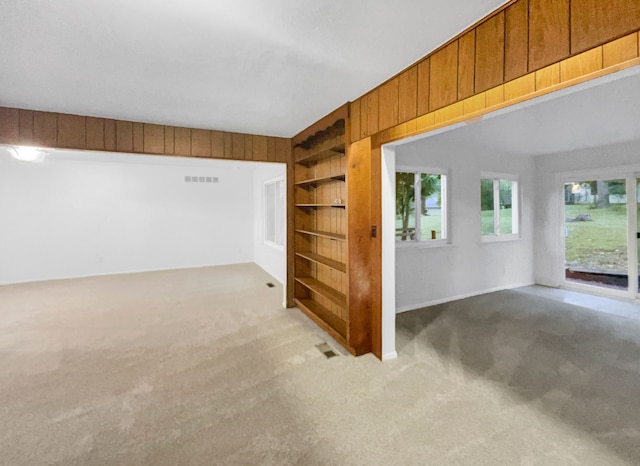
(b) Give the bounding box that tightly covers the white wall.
[394,140,536,312]
[534,139,640,287]
[0,148,256,285]
[252,163,286,285]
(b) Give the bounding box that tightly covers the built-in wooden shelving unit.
[293,105,371,355]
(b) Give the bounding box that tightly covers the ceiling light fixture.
[8,146,46,163]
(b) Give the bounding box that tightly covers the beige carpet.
[1,264,640,465]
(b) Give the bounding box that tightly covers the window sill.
[396,240,454,251]
[264,241,285,251]
[480,234,521,243]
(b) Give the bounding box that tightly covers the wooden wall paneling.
[463,93,486,115]
[33,112,58,148]
[143,124,164,154]
[602,33,639,68]
[378,77,399,131]
[528,0,570,71]
[244,134,253,160]
[485,84,505,107]
[116,121,133,152]
[366,89,379,136]
[559,47,603,81]
[267,137,276,162]
[0,107,20,144]
[360,94,370,139]
[252,134,268,161]
[163,126,175,155]
[417,58,430,116]
[429,41,459,111]
[368,137,382,359]
[504,73,536,100]
[286,157,296,307]
[231,133,244,160]
[274,138,287,163]
[505,0,529,81]
[535,63,561,89]
[133,123,144,153]
[571,0,640,54]
[223,132,233,159]
[350,99,361,142]
[104,119,116,151]
[58,114,85,149]
[85,117,105,150]
[191,129,211,158]
[475,12,506,93]
[174,127,191,156]
[398,66,418,123]
[211,130,224,159]
[347,136,372,355]
[18,109,34,145]
[458,30,476,99]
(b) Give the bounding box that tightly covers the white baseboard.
[396,281,536,314]
[382,351,398,361]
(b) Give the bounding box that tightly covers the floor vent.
[316,342,338,359]
[266,282,275,288]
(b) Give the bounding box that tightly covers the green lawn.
[481,208,513,235]
[564,203,628,270]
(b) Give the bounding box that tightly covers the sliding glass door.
[564,179,629,292]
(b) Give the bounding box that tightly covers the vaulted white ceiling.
[0,0,509,137]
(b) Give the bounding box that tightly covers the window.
[264,178,285,247]
[481,175,519,237]
[396,169,447,243]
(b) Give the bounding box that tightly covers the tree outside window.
[396,170,447,242]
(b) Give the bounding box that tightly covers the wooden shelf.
[295,276,346,309]
[295,229,346,241]
[295,137,345,166]
[296,252,346,273]
[295,174,345,190]
[295,298,347,340]
[295,203,346,209]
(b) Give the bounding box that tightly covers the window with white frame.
[264,177,285,247]
[481,174,519,237]
[396,169,447,243]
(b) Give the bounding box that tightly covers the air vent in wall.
[185,176,219,183]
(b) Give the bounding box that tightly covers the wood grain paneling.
[571,0,640,54]
[163,126,174,155]
[560,47,603,81]
[143,123,164,154]
[211,130,224,158]
[174,127,191,156]
[475,12,505,93]
[458,30,476,99]
[378,77,399,130]
[398,66,418,123]
[485,84,505,107]
[0,107,19,144]
[360,94,370,139]
[350,99,361,142]
[85,117,105,150]
[244,134,253,160]
[58,114,85,149]
[529,0,570,71]
[429,41,459,111]
[366,89,379,136]
[133,122,144,153]
[19,110,34,145]
[191,129,211,157]
[33,112,58,147]
[505,0,529,81]
[232,133,245,160]
[104,119,116,151]
[535,63,561,89]
[223,132,233,159]
[504,73,535,100]
[347,136,372,355]
[417,59,430,116]
[116,121,133,152]
[369,138,382,359]
[267,137,276,162]
[253,134,268,161]
[276,137,290,163]
[603,33,639,68]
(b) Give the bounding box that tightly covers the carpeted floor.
[1,264,640,465]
